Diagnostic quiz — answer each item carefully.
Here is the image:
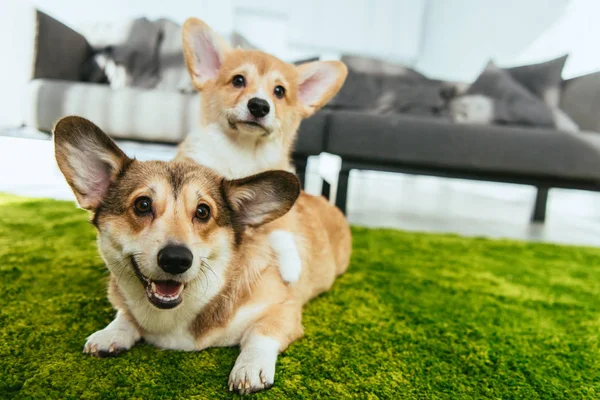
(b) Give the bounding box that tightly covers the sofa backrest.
[561,71,600,132]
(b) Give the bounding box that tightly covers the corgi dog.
[175,18,348,284]
[54,116,351,394]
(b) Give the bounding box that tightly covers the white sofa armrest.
[0,2,94,128]
[0,1,37,127]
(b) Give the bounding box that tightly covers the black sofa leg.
[294,158,308,189]
[335,169,350,215]
[321,180,331,201]
[531,186,549,223]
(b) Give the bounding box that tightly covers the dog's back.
[301,193,351,276]
[285,193,351,304]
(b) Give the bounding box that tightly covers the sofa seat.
[25,79,329,156]
[26,78,330,161]
[326,110,600,183]
[26,79,201,143]
[294,111,328,156]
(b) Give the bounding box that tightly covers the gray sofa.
[12,9,600,224]
[316,95,600,222]
[306,72,600,222]
[12,10,325,167]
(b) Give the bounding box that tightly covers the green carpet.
[2,194,600,399]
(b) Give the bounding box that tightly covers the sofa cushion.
[294,111,328,156]
[34,11,93,81]
[329,70,446,117]
[561,71,600,133]
[26,79,328,153]
[326,110,600,182]
[505,55,568,107]
[456,62,555,128]
[26,79,200,143]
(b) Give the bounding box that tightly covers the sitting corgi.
[53,116,351,394]
[175,18,347,283]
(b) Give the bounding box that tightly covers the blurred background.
[3,0,600,245]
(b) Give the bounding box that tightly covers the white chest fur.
[144,328,197,351]
[118,269,226,351]
[181,124,290,179]
[139,302,269,351]
[126,298,198,350]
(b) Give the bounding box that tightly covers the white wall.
[286,0,426,63]
[512,0,600,79]
[0,1,36,128]
[415,0,572,81]
[15,0,600,81]
[31,0,234,34]
[29,0,428,64]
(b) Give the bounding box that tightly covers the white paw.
[269,230,302,283]
[228,337,279,394]
[83,312,140,357]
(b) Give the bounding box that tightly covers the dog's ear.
[182,17,231,90]
[296,60,348,117]
[53,116,131,210]
[222,171,300,227]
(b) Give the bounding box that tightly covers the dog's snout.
[157,245,193,275]
[247,98,270,118]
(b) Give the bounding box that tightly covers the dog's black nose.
[247,97,270,118]
[157,245,193,275]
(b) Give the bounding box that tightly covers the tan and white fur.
[176,18,347,283]
[54,116,351,394]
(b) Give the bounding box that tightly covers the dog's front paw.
[228,347,276,394]
[83,312,140,357]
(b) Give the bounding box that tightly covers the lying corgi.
[54,116,351,394]
[176,18,348,284]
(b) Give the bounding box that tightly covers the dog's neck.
[177,121,295,180]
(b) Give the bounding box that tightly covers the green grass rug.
[2,194,600,399]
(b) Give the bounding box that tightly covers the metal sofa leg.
[294,157,308,189]
[321,180,331,200]
[335,169,350,215]
[531,186,549,223]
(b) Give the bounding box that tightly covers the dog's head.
[182,17,347,140]
[54,116,299,310]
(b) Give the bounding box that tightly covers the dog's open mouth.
[131,256,184,309]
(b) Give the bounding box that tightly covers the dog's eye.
[133,196,152,215]
[232,75,246,88]
[195,203,211,221]
[274,85,285,99]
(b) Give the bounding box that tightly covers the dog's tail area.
[328,203,352,277]
[304,194,352,277]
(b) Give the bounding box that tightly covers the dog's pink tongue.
[154,281,182,296]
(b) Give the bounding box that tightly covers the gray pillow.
[85,18,162,89]
[450,61,555,128]
[560,71,600,132]
[35,11,95,82]
[328,70,382,110]
[330,70,446,117]
[505,55,568,107]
